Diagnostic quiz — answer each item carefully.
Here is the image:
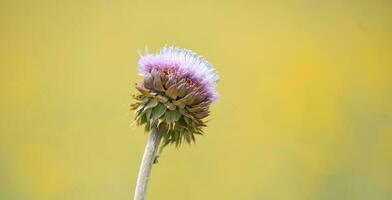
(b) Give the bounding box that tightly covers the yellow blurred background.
[1,0,391,199]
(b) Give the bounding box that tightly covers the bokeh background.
[1,0,392,199]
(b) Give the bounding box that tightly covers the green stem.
[134,128,162,200]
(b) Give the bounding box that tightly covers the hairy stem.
[134,128,162,200]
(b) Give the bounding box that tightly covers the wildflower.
[130,46,219,147]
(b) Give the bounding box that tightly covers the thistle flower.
[131,46,219,148]
[131,46,218,200]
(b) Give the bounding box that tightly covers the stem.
[134,128,162,200]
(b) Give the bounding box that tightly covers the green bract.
[130,69,211,149]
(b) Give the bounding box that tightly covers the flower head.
[130,46,219,147]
